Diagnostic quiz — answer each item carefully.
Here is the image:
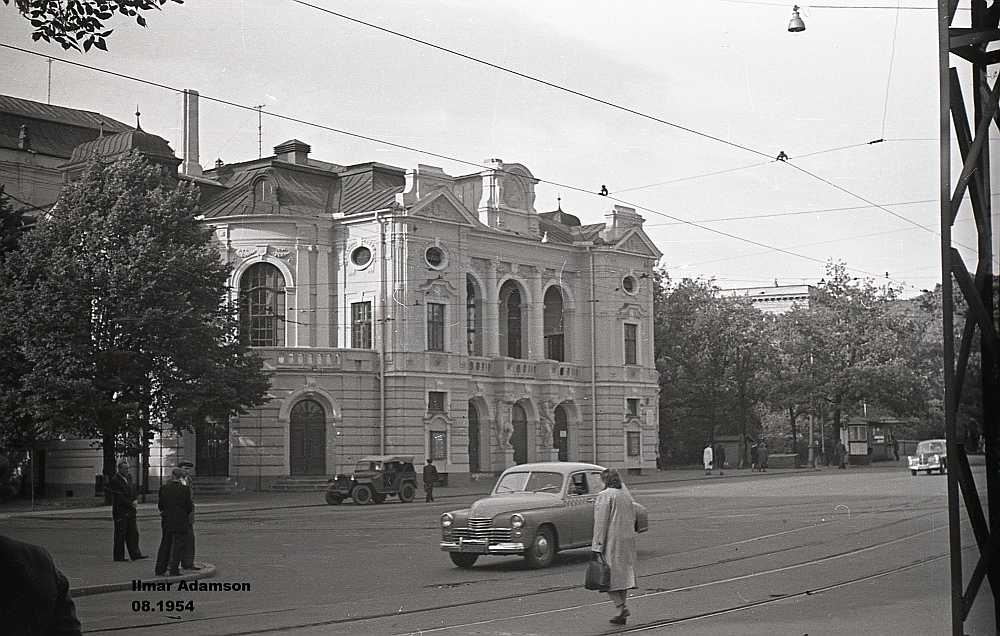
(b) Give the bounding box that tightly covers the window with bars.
[351,301,372,349]
[627,431,641,457]
[427,302,445,351]
[239,263,286,347]
[430,430,447,461]
[624,323,638,365]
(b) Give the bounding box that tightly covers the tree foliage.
[3,0,183,51]
[654,261,948,466]
[0,153,270,476]
[654,272,774,464]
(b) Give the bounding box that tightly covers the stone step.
[191,477,242,495]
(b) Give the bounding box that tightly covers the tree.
[0,152,270,481]
[784,263,925,445]
[3,0,183,52]
[654,272,773,465]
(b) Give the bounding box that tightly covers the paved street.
[1,466,993,635]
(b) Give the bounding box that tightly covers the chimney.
[602,205,644,242]
[181,89,203,177]
[274,139,311,165]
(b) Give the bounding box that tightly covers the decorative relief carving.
[617,302,647,320]
[494,401,513,449]
[235,247,257,258]
[271,247,291,258]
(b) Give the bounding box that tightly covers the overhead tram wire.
[0,44,905,282]
[277,3,986,260]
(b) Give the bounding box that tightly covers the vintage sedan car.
[439,462,649,569]
[908,439,947,475]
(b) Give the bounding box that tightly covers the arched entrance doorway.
[468,402,481,473]
[511,403,528,464]
[554,405,569,462]
[195,419,230,476]
[290,399,326,475]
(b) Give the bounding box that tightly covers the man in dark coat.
[155,468,193,576]
[178,461,199,571]
[109,459,146,562]
[0,534,81,635]
[422,459,439,503]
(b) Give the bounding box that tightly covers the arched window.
[499,280,524,359]
[239,263,286,347]
[543,286,565,362]
[467,275,483,356]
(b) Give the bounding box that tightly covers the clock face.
[504,178,525,208]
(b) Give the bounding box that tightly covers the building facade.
[199,142,662,488]
[1,92,662,492]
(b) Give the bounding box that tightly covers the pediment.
[613,228,662,258]
[408,189,478,226]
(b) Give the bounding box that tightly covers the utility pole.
[254,105,266,159]
[46,58,52,104]
[937,2,1000,634]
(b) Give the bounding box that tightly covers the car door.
[564,471,597,547]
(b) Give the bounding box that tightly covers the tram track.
[80,509,949,635]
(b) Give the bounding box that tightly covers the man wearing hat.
[155,467,193,577]
[178,461,199,570]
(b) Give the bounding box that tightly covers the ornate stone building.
[1,92,662,492]
[198,141,662,488]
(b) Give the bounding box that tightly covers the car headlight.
[511,513,524,529]
[441,513,453,528]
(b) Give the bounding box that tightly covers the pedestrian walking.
[714,442,726,475]
[750,443,759,472]
[178,461,200,571]
[109,459,146,562]
[758,440,769,472]
[422,459,439,503]
[836,441,847,469]
[591,468,637,625]
[155,468,193,577]
[0,534,82,636]
[702,443,714,475]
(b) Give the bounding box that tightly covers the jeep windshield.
[493,471,563,494]
[355,461,379,472]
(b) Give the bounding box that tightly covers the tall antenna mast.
[47,58,52,104]
[254,105,266,158]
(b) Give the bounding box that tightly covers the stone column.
[484,262,500,357]
[528,268,544,360]
[314,245,332,347]
[295,238,313,347]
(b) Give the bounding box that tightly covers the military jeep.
[325,455,417,505]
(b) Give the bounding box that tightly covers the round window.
[425,246,446,269]
[622,275,637,294]
[351,246,372,267]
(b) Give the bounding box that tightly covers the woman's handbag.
[585,552,611,591]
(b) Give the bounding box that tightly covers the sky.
[1,0,993,297]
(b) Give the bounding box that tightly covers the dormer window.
[253,177,274,206]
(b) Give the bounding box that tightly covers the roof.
[65,128,177,165]
[500,462,605,474]
[0,94,131,158]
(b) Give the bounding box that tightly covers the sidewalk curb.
[71,562,217,597]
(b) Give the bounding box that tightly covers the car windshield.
[493,471,564,494]
[916,441,945,454]
[355,461,378,472]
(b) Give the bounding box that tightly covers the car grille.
[452,518,512,542]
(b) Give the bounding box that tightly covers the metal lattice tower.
[938,1,1000,633]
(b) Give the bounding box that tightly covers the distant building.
[719,284,816,315]
[0,94,132,214]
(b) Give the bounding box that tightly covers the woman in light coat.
[703,443,714,475]
[592,468,637,625]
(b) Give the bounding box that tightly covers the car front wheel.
[325,491,343,505]
[449,553,479,568]
[911,470,917,476]
[352,484,373,505]
[524,526,556,569]
[398,482,416,503]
